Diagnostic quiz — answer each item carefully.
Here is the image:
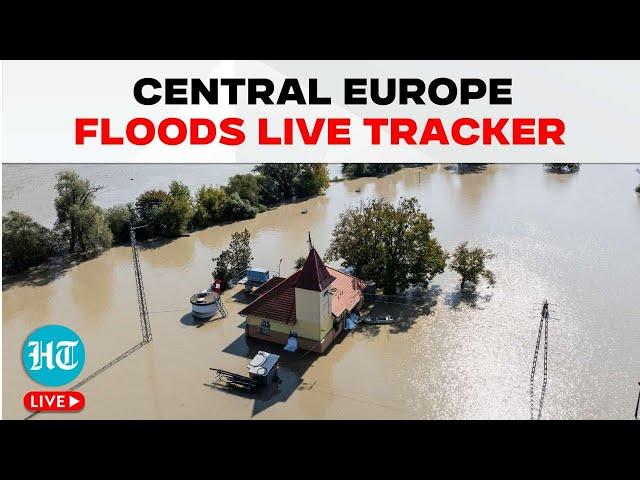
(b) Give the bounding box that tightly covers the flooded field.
[3,164,640,419]
[2,163,344,227]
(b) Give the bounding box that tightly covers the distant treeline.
[341,163,403,178]
[3,164,330,275]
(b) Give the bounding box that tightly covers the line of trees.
[3,170,114,274]
[341,163,404,179]
[3,164,331,275]
[326,197,496,294]
[544,163,580,173]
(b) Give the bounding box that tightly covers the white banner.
[2,60,639,163]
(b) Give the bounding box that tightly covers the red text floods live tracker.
[75,117,565,146]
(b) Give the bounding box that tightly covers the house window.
[260,319,271,336]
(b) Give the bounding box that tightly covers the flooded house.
[239,248,366,353]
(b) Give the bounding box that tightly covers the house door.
[260,319,271,336]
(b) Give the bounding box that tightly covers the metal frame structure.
[130,222,152,344]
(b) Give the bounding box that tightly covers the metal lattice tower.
[130,222,152,344]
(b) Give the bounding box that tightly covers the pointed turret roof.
[294,248,336,292]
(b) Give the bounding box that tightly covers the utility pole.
[307,231,313,250]
[635,382,640,419]
[278,258,283,277]
[130,221,152,344]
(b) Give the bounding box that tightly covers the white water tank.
[190,290,220,319]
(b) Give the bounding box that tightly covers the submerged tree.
[135,190,171,238]
[449,241,496,290]
[294,256,306,269]
[293,164,330,197]
[212,249,233,289]
[225,174,262,206]
[228,229,253,278]
[253,164,301,199]
[2,211,54,273]
[105,204,135,244]
[341,163,402,179]
[326,197,448,294]
[544,163,580,173]
[192,185,228,227]
[54,170,111,253]
[134,181,193,238]
[212,229,253,289]
[253,163,330,200]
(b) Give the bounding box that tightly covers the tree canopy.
[341,163,403,179]
[253,163,330,200]
[449,241,496,290]
[212,229,253,290]
[134,181,193,238]
[54,170,112,253]
[294,256,306,269]
[193,185,228,227]
[544,163,580,173]
[325,197,448,294]
[105,204,134,244]
[225,174,262,206]
[2,211,54,273]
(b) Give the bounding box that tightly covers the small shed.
[247,351,280,385]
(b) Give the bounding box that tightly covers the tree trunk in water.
[78,231,86,253]
[461,278,466,290]
[69,222,76,253]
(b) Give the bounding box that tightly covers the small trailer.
[238,268,271,293]
[247,351,280,385]
[209,351,280,392]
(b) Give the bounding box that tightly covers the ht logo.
[27,340,80,371]
[22,325,85,387]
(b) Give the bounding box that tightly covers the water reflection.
[141,236,196,271]
[70,254,115,321]
[442,164,498,214]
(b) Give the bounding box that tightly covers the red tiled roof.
[239,264,366,325]
[294,248,335,292]
[252,276,285,296]
[239,271,302,325]
[326,267,367,317]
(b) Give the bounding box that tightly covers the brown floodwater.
[3,164,640,419]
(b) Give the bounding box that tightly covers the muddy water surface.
[3,164,640,419]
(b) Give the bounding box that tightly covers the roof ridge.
[238,270,302,316]
[294,248,335,292]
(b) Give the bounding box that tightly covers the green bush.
[544,163,580,173]
[193,185,228,227]
[225,174,261,205]
[256,174,283,205]
[105,204,134,244]
[341,163,403,179]
[2,211,54,273]
[223,192,258,221]
[134,182,193,238]
[135,190,172,238]
[212,229,253,289]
